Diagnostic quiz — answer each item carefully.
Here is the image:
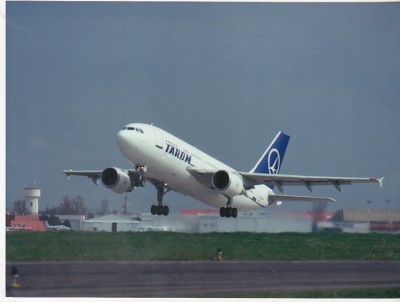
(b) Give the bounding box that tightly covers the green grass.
[6,231,400,261]
[207,288,400,298]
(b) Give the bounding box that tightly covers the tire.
[219,207,226,217]
[163,206,169,216]
[232,208,238,218]
[151,205,157,215]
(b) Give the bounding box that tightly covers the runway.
[6,261,400,297]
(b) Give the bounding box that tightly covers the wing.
[63,170,103,185]
[240,173,384,192]
[186,167,383,193]
[63,168,164,191]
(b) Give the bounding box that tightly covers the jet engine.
[101,167,132,193]
[212,170,245,197]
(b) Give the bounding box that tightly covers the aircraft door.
[152,127,164,150]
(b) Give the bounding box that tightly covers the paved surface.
[6,261,400,297]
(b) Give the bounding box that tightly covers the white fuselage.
[116,123,272,211]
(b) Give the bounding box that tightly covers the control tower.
[24,187,41,215]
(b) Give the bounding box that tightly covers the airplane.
[44,221,71,231]
[63,123,383,218]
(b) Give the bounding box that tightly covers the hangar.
[321,208,400,233]
[331,208,400,223]
[84,214,141,232]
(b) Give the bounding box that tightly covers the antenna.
[122,196,131,215]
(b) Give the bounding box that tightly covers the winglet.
[63,170,71,180]
[377,177,384,188]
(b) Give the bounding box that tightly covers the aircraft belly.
[184,183,263,211]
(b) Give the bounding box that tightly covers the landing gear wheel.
[220,207,226,217]
[156,205,164,216]
[232,208,238,218]
[151,205,157,215]
[163,205,169,216]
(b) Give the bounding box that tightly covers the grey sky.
[6,2,400,214]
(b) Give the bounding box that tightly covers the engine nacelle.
[212,170,245,197]
[101,167,132,193]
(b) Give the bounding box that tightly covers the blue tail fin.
[250,131,290,174]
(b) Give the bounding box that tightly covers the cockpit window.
[122,126,144,133]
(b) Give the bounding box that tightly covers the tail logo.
[268,149,281,174]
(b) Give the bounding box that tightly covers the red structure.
[370,221,400,233]
[293,211,335,222]
[10,215,46,232]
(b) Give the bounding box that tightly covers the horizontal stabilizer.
[268,194,335,205]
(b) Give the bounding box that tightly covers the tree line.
[11,195,111,218]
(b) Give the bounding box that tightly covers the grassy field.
[209,288,400,298]
[6,231,400,261]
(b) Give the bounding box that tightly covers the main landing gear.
[219,196,238,218]
[151,204,169,216]
[219,207,238,218]
[150,183,170,216]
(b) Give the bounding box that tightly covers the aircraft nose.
[116,129,130,150]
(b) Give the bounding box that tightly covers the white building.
[196,212,312,233]
[24,187,40,215]
[84,214,141,232]
[82,210,312,233]
[57,215,86,231]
